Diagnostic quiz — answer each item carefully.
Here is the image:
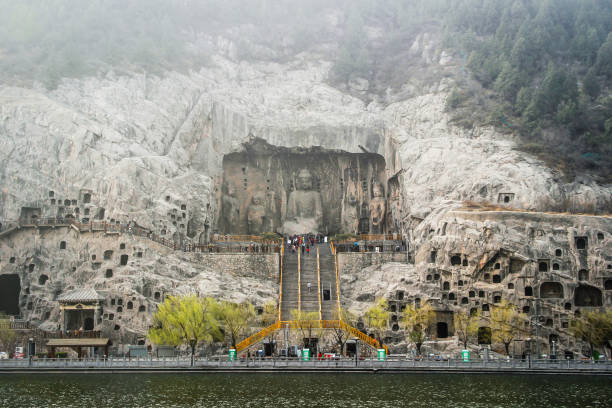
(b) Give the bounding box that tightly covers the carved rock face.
[220,141,387,235]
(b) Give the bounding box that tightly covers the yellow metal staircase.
[235,320,384,353]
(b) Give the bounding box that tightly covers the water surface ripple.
[0,373,610,407]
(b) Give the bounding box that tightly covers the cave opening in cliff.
[0,274,21,315]
[540,282,564,298]
[64,309,94,331]
[574,285,602,306]
[323,289,331,301]
[450,255,462,266]
[436,322,448,338]
[217,139,393,236]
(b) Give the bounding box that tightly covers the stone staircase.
[280,244,339,321]
[300,248,319,317]
[280,251,299,321]
[318,244,339,320]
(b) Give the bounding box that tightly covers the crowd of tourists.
[286,234,327,255]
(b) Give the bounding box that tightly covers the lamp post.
[525,337,532,368]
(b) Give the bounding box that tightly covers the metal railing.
[0,218,280,253]
[211,235,281,243]
[1,356,610,371]
[278,245,284,321]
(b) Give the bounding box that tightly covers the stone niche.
[0,274,21,315]
[218,140,388,235]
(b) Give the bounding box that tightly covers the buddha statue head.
[296,169,314,191]
[251,192,264,206]
[223,181,235,197]
[372,182,384,198]
[346,181,359,205]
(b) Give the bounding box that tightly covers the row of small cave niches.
[48,190,91,205]
[46,190,135,226]
[46,190,105,222]
[102,291,165,332]
[102,294,161,332]
[1,244,142,283]
[154,195,191,236]
[430,235,607,268]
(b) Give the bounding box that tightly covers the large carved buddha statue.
[247,192,266,234]
[369,182,386,234]
[283,168,323,234]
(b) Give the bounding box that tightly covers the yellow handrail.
[334,248,341,319]
[235,321,281,352]
[316,246,322,320]
[236,320,383,353]
[278,245,284,321]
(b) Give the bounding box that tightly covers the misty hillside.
[1,0,611,181]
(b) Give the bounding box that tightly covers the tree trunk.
[505,342,510,356]
[416,342,422,355]
[191,344,195,367]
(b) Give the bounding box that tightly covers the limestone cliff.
[1,31,610,354]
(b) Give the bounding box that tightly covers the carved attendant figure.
[369,182,386,234]
[221,182,239,233]
[341,180,359,234]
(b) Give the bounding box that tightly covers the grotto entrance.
[574,285,602,307]
[436,322,448,339]
[0,274,21,316]
[218,139,393,236]
[64,309,95,331]
[57,288,104,334]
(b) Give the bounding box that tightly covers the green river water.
[0,373,610,407]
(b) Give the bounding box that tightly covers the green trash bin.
[302,348,310,361]
[229,349,236,361]
[377,349,386,361]
[461,350,470,362]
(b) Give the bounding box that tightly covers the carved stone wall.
[218,139,389,235]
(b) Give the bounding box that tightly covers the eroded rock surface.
[1,33,611,353]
